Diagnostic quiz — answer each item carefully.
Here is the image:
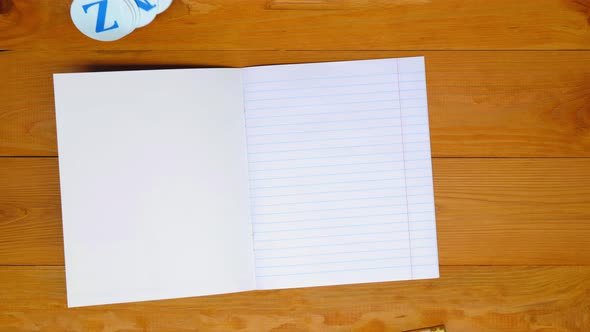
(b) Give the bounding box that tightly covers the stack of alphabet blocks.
[71,0,173,41]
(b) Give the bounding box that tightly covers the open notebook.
[53,57,438,307]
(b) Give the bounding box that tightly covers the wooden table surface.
[1,0,590,331]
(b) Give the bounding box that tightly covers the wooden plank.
[2,0,590,51]
[1,50,590,157]
[0,158,62,265]
[1,157,588,266]
[0,266,588,331]
[434,158,590,266]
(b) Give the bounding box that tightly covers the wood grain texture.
[434,158,590,266]
[1,266,589,331]
[0,158,62,266]
[1,50,589,157]
[1,157,588,266]
[1,0,590,51]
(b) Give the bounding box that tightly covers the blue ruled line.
[254,230,410,242]
[254,239,400,251]
[245,106,427,120]
[246,97,426,112]
[246,116,400,129]
[254,221,414,234]
[255,264,436,278]
[246,98,399,111]
[255,256,405,269]
[244,72,410,85]
[248,143,402,155]
[246,90,398,103]
[254,203,409,215]
[250,195,414,208]
[247,134,402,147]
[246,124,406,138]
[251,183,433,199]
[249,161,402,173]
[245,80,425,94]
[255,248,412,260]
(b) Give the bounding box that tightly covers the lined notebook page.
[242,57,438,290]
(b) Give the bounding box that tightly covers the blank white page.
[242,57,438,290]
[54,69,255,307]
